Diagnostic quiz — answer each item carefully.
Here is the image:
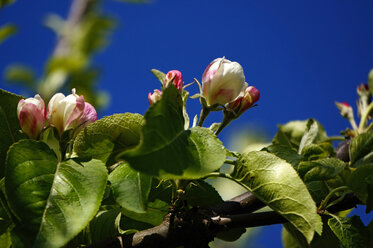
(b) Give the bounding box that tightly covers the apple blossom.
[164,70,183,92]
[48,88,86,134]
[148,89,162,105]
[202,57,246,106]
[17,94,47,139]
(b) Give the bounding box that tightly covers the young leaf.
[119,86,226,179]
[301,143,336,161]
[108,163,152,213]
[73,113,143,165]
[234,151,322,243]
[349,132,373,165]
[5,140,107,248]
[151,69,166,85]
[297,158,345,182]
[0,89,26,177]
[328,215,368,248]
[0,24,17,45]
[298,119,328,154]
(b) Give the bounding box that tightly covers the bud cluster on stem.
[148,70,184,106]
[17,88,97,140]
[198,57,260,133]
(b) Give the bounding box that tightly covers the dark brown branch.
[87,191,361,248]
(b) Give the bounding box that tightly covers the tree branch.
[87,191,361,248]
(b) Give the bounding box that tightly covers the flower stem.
[319,186,350,210]
[359,102,373,132]
[202,172,251,192]
[198,106,210,127]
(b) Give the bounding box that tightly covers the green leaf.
[305,181,330,203]
[108,163,152,213]
[283,216,341,248]
[328,215,368,248]
[0,0,14,8]
[150,68,166,85]
[368,69,373,96]
[273,120,327,151]
[349,132,373,165]
[0,24,17,44]
[73,113,143,165]
[0,231,11,248]
[233,151,322,243]
[5,140,107,248]
[121,198,169,226]
[301,143,336,161]
[5,65,35,87]
[347,164,373,204]
[298,158,345,182]
[0,89,26,177]
[263,144,302,169]
[183,180,223,207]
[88,209,123,244]
[298,119,328,154]
[120,86,226,179]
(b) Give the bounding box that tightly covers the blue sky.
[1,0,373,247]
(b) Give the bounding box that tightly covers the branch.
[87,191,361,248]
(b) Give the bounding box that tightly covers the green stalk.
[359,102,373,132]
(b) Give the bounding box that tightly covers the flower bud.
[17,94,47,139]
[357,83,371,118]
[73,102,97,134]
[148,89,162,105]
[164,70,183,92]
[227,85,260,117]
[357,83,369,96]
[48,88,85,134]
[335,102,353,119]
[202,57,246,106]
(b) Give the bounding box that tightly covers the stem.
[359,101,373,132]
[319,186,350,210]
[224,159,236,165]
[202,172,251,192]
[366,121,373,132]
[198,106,210,127]
[322,136,345,142]
[215,116,232,136]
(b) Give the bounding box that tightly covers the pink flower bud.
[48,89,85,134]
[73,102,97,134]
[227,85,260,116]
[148,89,162,105]
[164,70,183,92]
[202,57,246,106]
[357,83,369,95]
[335,101,353,119]
[17,94,47,139]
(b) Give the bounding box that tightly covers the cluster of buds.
[202,57,260,114]
[357,83,371,118]
[17,89,97,139]
[202,57,247,107]
[335,102,358,131]
[148,70,184,105]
